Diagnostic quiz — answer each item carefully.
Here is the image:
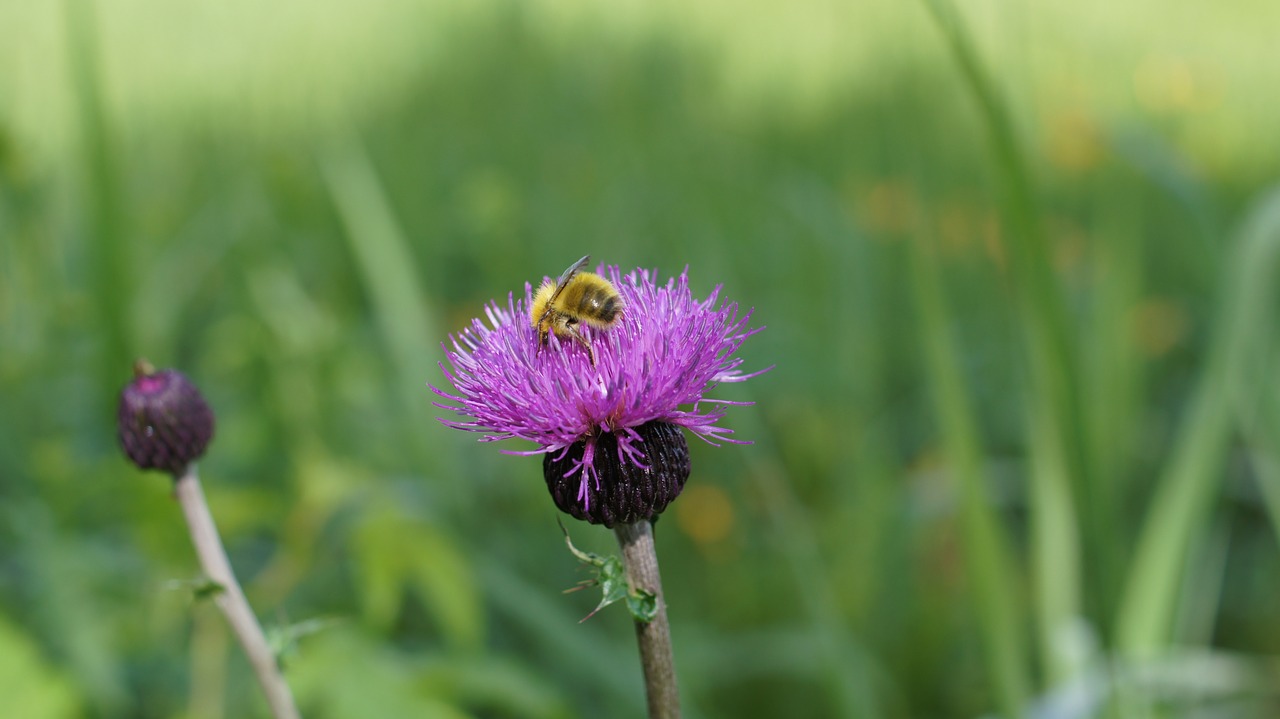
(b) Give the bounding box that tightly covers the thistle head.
[117,360,215,476]
[433,263,769,526]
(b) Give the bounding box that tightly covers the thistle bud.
[117,360,215,475]
[544,421,690,528]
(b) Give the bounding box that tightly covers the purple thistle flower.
[431,263,769,526]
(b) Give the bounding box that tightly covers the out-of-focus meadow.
[3,0,1280,716]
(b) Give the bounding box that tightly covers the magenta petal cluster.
[432,264,768,510]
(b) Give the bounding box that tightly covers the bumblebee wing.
[556,255,591,288]
[535,254,588,324]
[545,255,590,306]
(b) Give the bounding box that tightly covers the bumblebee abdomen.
[581,288,621,321]
[568,280,622,327]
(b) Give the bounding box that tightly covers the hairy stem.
[614,520,680,719]
[174,465,301,719]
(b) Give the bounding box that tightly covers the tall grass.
[922,0,1280,715]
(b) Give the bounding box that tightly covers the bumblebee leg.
[566,325,596,366]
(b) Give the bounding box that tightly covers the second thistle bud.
[117,360,215,475]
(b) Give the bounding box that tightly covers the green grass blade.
[918,0,1090,683]
[320,137,446,463]
[64,0,131,392]
[1224,188,1280,552]
[908,230,1030,717]
[1080,195,1145,555]
[1116,187,1280,656]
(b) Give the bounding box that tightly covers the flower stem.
[173,465,301,719]
[614,520,681,719]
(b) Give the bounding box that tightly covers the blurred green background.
[3,0,1280,717]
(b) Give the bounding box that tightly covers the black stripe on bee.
[576,287,621,322]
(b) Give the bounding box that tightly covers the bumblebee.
[530,255,623,364]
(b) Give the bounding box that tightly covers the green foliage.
[2,1,1280,717]
[561,527,658,624]
[351,497,484,650]
[0,614,83,718]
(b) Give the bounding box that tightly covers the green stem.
[613,521,680,719]
[173,465,301,719]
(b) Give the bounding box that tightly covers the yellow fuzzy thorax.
[531,271,622,337]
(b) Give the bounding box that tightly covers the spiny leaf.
[269,616,346,668]
[560,521,657,623]
[162,577,225,603]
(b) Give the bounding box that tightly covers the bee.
[531,255,623,364]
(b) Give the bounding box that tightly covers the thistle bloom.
[432,264,768,526]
